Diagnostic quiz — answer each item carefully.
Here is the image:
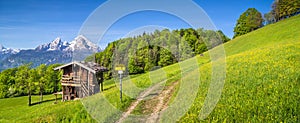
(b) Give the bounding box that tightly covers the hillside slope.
[177,15,300,122]
[179,42,299,122]
[224,14,300,56]
[83,15,300,122]
[0,15,299,123]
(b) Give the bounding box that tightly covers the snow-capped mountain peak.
[0,44,4,51]
[63,41,69,46]
[0,44,19,54]
[48,37,66,51]
[34,35,100,52]
[68,35,100,52]
[0,35,101,71]
[35,37,66,51]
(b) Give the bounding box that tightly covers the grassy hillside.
[177,15,300,122]
[179,42,299,122]
[225,14,300,56]
[0,15,299,122]
[176,15,300,122]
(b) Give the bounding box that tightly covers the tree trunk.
[40,91,43,102]
[28,84,31,106]
[101,82,103,92]
[40,83,43,103]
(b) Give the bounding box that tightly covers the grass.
[224,14,300,56]
[0,15,299,122]
[179,42,300,122]
[0,95,96,123]
[176,15,300,122]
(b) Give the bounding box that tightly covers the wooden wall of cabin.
[92,74,100,94]
[63,65,73,76]
[61,64,102,99]
[61,65,82,100]
[78,66,100,96]
[73,64,79,77]
[62,65,79,78]
[80,68,88,83]
[88,72,96,95]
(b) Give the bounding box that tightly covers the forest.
[0,64,61,99]
[86,28,230,79]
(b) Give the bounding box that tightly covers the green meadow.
[0,15,299,122]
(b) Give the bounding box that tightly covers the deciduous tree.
[267,0,300,22]
[15,64,31,106]
[233,8,264,38]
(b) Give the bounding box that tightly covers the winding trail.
[116,81,178,123]
[146,81,178,123]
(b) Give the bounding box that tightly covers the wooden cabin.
[54,61,108,101]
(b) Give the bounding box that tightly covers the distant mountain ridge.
[35,37,69,51]
[34,35,100,52]
[0,35,101,71]
[0,45,20,62]
[0,44,20,54]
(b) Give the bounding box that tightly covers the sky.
[0,0,274,49]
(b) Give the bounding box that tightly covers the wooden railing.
[61,75,81,86]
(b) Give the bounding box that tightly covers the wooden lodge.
[54,61,108,101]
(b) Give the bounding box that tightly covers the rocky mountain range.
[0,35,101,71]
[0,45,20,61]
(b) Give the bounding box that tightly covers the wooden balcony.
[61,75,81,87]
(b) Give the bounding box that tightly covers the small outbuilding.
[54,61,108,101]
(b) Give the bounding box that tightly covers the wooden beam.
[88,71,90,96]
[62,86,64,101]
[61,83,81,87]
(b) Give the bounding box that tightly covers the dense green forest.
[0,64,61,99]
[86,28,230,79]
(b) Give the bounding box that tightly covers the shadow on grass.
[104,85,116,91]
[30,97,62,106]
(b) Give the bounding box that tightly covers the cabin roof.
[54,61,108,74]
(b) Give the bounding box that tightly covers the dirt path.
[146,81,178,123]
[116,81,178,123]
[116,81,165,123]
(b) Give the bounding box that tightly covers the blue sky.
[0,0,274,49]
